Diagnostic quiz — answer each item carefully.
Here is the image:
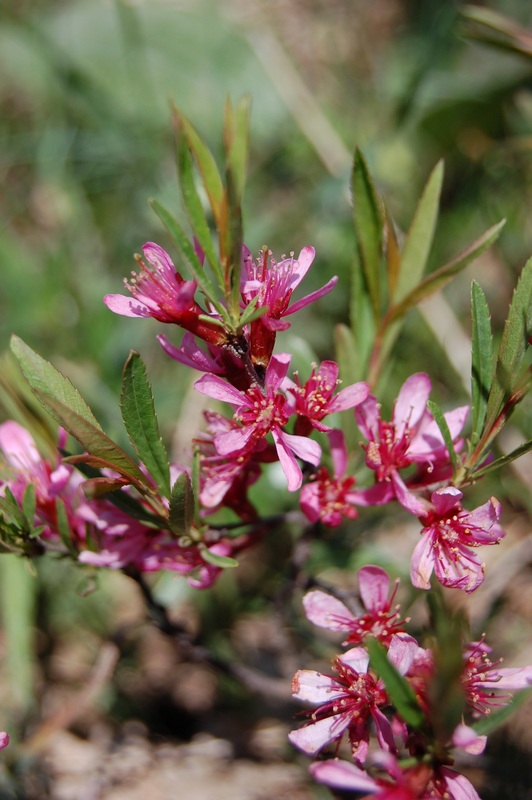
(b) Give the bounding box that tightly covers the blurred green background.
[1,1,532,797]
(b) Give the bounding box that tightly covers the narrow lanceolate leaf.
[22,484,36,529]
[427,400,459,473]
[121,351,171,498]
[224,95,251,201]
[177,134,222,285]
[11,335,103,432]
[384,207,401,298]
[366,637,425,729]
[387,219,506,324]
[169,472,195,537]
[395,160,444,303]
[470,281,493,445]
[485,257,532,430]
[473,688,532,736]
[150,199,227,320]
[351,148,384,319]
[472,437,532,480]
[238,296,268,328]
[172,104,224,225]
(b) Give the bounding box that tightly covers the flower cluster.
[291,566,532,798]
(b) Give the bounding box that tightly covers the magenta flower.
[462,639,532,716]
[240,245,337,369]
[0,732,8,750]
[104,242,228,345]
[303,565,408,646]
[286,360,369,434]
[288,635,417,762]
[0,420,85,543]
[300,430,361,526]
[194,354,321,491]
[355,374,468,515]
[411,487,505,593]
[309,754,481,800]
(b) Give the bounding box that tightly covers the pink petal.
[477,666,532,690]
[288,712,351,756]
[328,429,347,477]
[440,769,481,800]
[271,428,303,491]
[309,759,379,793]
[291,669,346,703]
[265,353,292,391]
[194,374,246,407]
[215,425,255,456]
[387,633,419,676]
[355,395,380,441]
[410,531,436,590]
[285,275,338,316]
[358,565,391,612]
[330,381,370,413]
[452,724,487,755]
[393,373,431,438]
[303,590,357,631]
[0,420,40,465]
[430,486,463,516]
[391,471,428,516]
[279,429,322,466]
[340,647,370,674]
[299,483,322,522]
[103,293,150,318]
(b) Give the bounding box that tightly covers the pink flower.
[0,732,9,750]
[240,245,337,370]
[411,487,505,593]
[303,565,408,647]
[462,639,532,716]
[104,243,228,345]
[309,754,481,800]
[194,354,321,491]
[300,431,360,526]
[289,635,417,762]
[286,361,369,434]
[0,420,85,544]
[355,374,468,515]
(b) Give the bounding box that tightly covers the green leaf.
[150,199,228,321]
[169,472,195,537]
[199,544,239,569]
[473,688,532,736]
[0,488,29,532]
[387,220,505,324]
[10,338,148,488]
[177,134,223,287]
[472,436,532,480]
[0,555,36,712]
[484,257,532,432]
[11,335,103,432]
[55,497,78,556]
[238,296,269,328]
[172,105,225,225]
[224,95,251,202]
[121,351,171,498]
[351,148,384,319]
[395,161,444,303]
[427,399,459,473]
[470,281,493,445]
[366,637,425,729]
[22,484,36,529]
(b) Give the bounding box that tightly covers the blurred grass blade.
[394,161,443,303]
[470,281,493,446]
[472,437,532,480]
[177,134,223,286]
[427,400,459,473]
[121,351,171,498]
[484,257,532,432]
[0,555,36,713]
[366,637,425,729]
[461,5,532,60]
[150,199,227,319]
[351,148,383,319]
[169,471,195,537]
[387,219,505,324]
[172,105,224,226]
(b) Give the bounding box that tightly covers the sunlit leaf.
[121,351,171,498]
[387,220,505,324]
[169,471,195,537]
[351,148,383,319]
[484,257,532,432]
[172,105,224,225]
[470,281,493,446]
[427,399,459,473]
[394,161,443,303]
